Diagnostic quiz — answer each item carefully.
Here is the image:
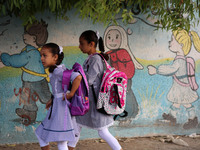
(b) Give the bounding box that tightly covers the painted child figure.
[148,29,200,129]
[103,25,143,120]
[0,21,51,123]
[35,43,81,150]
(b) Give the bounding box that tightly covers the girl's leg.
[57,141,68,150]
[41,145,50,150]
[98,128,122,150]
[162,103,180,124]
[35,132,49,150]
[183,104,198,129]
[67,125,82,149]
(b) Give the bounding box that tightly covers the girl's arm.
[65,75,82,100]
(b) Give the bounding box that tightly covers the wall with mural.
[0,10,200,144]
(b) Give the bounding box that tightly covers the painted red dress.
[106,49,135,79]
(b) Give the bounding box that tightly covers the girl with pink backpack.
[69,30,123,150]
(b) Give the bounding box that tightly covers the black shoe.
[183,117,198,129]
[162,113,176,124]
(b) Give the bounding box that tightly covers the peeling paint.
[15,125,26,132]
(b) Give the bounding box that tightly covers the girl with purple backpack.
[35,43,81,150]
[68,30,123,150]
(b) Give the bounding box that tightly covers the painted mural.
[0,20,51,126]
[148,29,200,130]
[0,10,200,144]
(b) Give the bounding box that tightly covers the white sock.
[57,141,68,150]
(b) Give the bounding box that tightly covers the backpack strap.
[62,69,74,93]
[96,53,111,69]
[48,94,54,120]
[173,75,190,87]
[113,110,128,120]
[91,85,97,103]
[72,62,89,96]
[87,53,111,69]
[173,55,190,87]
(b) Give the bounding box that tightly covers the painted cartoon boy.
[0,20,51,123]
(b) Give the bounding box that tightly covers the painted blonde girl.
[148,29,200,129]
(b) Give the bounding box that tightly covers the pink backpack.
[62,63,89,116]
[173,56,199,91]
[93,54,128,116]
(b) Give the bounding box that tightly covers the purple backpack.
[62,63,89,116]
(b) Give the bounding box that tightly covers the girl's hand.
[66,92,73,100]
[147,65,157,75]
[46,99,52,110]
[63,92,73,101]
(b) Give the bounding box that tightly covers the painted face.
[40,47,57,68]
[23,33,36,46]
[105,29,122,50]
[79,37,92,54]
[169,35,182,53]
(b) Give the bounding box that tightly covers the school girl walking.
[35,43,82,150]
[68,30,123,150]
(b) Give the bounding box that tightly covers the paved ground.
[0,135,200,150]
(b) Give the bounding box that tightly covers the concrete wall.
[0,10,200,144]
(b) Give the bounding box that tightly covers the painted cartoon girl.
[148,29,200,129]
[103,25,143,121]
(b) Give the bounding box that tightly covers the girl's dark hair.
[42,43,64,73]
[80,30,109,60]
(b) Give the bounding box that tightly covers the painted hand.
[147,65,157,75]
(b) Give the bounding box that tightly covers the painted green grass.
[137,85,165,119]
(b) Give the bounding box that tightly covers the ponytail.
[49,65,57,73]
[190,31,200,53]
[98,37,109,61]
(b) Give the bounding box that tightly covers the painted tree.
[0,0,200,31]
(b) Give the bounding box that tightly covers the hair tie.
[95,31,100,40]
[59,46,63,54]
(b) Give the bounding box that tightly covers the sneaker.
[183,117,198,129]
[15,108,37,125]
[162,113,176,124]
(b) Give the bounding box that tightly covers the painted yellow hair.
[190,31,200,53]
[172,29,191,55]
[173,29,200,55]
